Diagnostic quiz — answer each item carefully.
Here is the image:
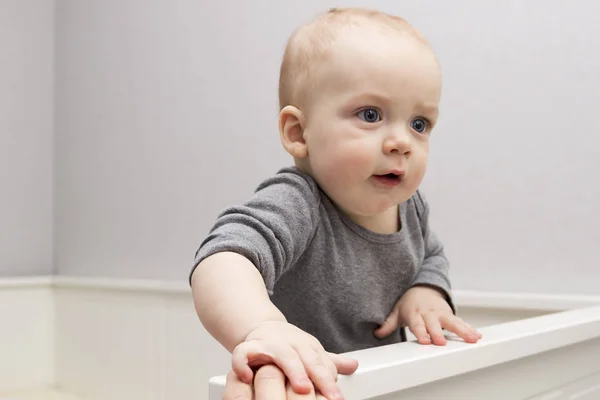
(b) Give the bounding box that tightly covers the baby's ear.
[279,105,308,159]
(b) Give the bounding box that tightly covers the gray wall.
[21,0,600,295]
[1,0,54,276]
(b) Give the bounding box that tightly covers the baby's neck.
[351,206,400,235]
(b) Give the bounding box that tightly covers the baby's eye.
[357,108,381,123]
[411,118,428,133]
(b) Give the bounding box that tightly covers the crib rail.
[209,305,600,400]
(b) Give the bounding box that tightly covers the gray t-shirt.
[192,166,454,354]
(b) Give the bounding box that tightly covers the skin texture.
[202,15,483,400]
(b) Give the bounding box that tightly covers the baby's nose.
[383,130,411,154]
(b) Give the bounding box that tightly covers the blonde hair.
[278,7,427,110]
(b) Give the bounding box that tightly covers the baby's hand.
[231,321,358,400]
[374,286,483,345]
[223,362,357,400]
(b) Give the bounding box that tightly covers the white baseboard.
[53,278,231,400]
[0,277,54,394]
[453,289,600,311]
[0,389,83,400]
[2,276,600,400]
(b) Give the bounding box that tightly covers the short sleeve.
[190,168,321,294]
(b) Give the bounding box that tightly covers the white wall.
[0,0,54,276]
[54,0,292,279]
[54,0,600,295]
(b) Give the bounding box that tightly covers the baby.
[190,7,481,400]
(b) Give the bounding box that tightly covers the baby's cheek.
[341,147,373,170]
[408,154,428,184]
[311,142,373,190]
[329,152,369,185]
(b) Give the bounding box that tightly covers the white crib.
[209,304,600,400]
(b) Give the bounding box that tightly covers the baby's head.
[277,8,442,228]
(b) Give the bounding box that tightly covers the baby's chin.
[326,184,411,216]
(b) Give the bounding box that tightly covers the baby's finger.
[272,345,314,394]
[423,313,446,345]
[285,378,316,400]
[231,341,261,383]
[231,341,312,393]
[299,347,343,400]
[322,350,338,381]
[326,352,359,375]
[254,364,288,400]
[223,370,253,400]
[407,314,431,344]
[441,315,482,343]
[287,380,331,400]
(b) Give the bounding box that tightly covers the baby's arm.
[190,171,357,400]
[404,191,481,343]
[191,251,285,353]
[191,252,354,400]
[375,191,482,344]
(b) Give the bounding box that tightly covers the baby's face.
[301,28,442,227]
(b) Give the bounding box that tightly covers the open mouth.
[372,172,403,186]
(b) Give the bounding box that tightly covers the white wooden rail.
[209,305,600,400]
